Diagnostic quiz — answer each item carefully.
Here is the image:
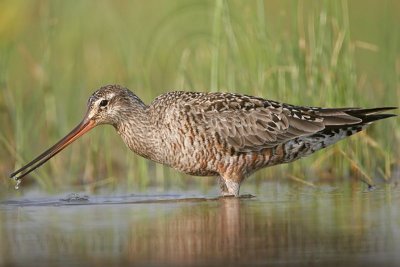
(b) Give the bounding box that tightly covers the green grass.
[0,0,399,194]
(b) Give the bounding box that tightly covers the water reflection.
[1,182,399,266]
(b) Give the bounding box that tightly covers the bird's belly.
[158,128,221,176]
[164,142,278,178]
[166,147,220,176]
[158,125,282,177]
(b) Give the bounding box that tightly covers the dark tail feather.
[306,106,396,151]
[307,107,396,187]
[344,107,397,124]
[346,106,397,115]
[357,113,397,124]
[282,107,396,188]
[321,107,397,128]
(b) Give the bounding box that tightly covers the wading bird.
[10,85,396,196]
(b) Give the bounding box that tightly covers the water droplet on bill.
[14,179,21,190]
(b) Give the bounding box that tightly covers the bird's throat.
[115,110,160,161]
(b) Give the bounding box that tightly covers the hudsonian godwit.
[10,85,396,196]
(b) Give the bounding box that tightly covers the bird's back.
[146,91,395,178]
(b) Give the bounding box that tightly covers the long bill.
[9,118,96,181]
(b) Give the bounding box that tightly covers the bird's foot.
[239,194,256,199]
[220,192,236,198]
[218,193,256,199]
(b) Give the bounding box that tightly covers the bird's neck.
[115,104,160,161]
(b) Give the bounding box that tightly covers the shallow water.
[1,181,400,267]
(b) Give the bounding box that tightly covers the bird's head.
[85,84,144,126]
[9,84,144,181]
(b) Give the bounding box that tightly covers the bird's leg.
[218,177,241,197]
[225,179,240,197]
[218,177,231,196]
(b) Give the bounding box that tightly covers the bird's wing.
[184,93,361,152]
[201,107,325,152]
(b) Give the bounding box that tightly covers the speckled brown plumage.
[10,84,396,196]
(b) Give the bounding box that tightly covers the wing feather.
[179,92,370,152]
[197,107,324,152]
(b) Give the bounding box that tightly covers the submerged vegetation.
[0,0,399,193]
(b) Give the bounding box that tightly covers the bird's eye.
[99,99,108,107]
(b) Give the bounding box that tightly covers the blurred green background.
[0,0,399,194]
